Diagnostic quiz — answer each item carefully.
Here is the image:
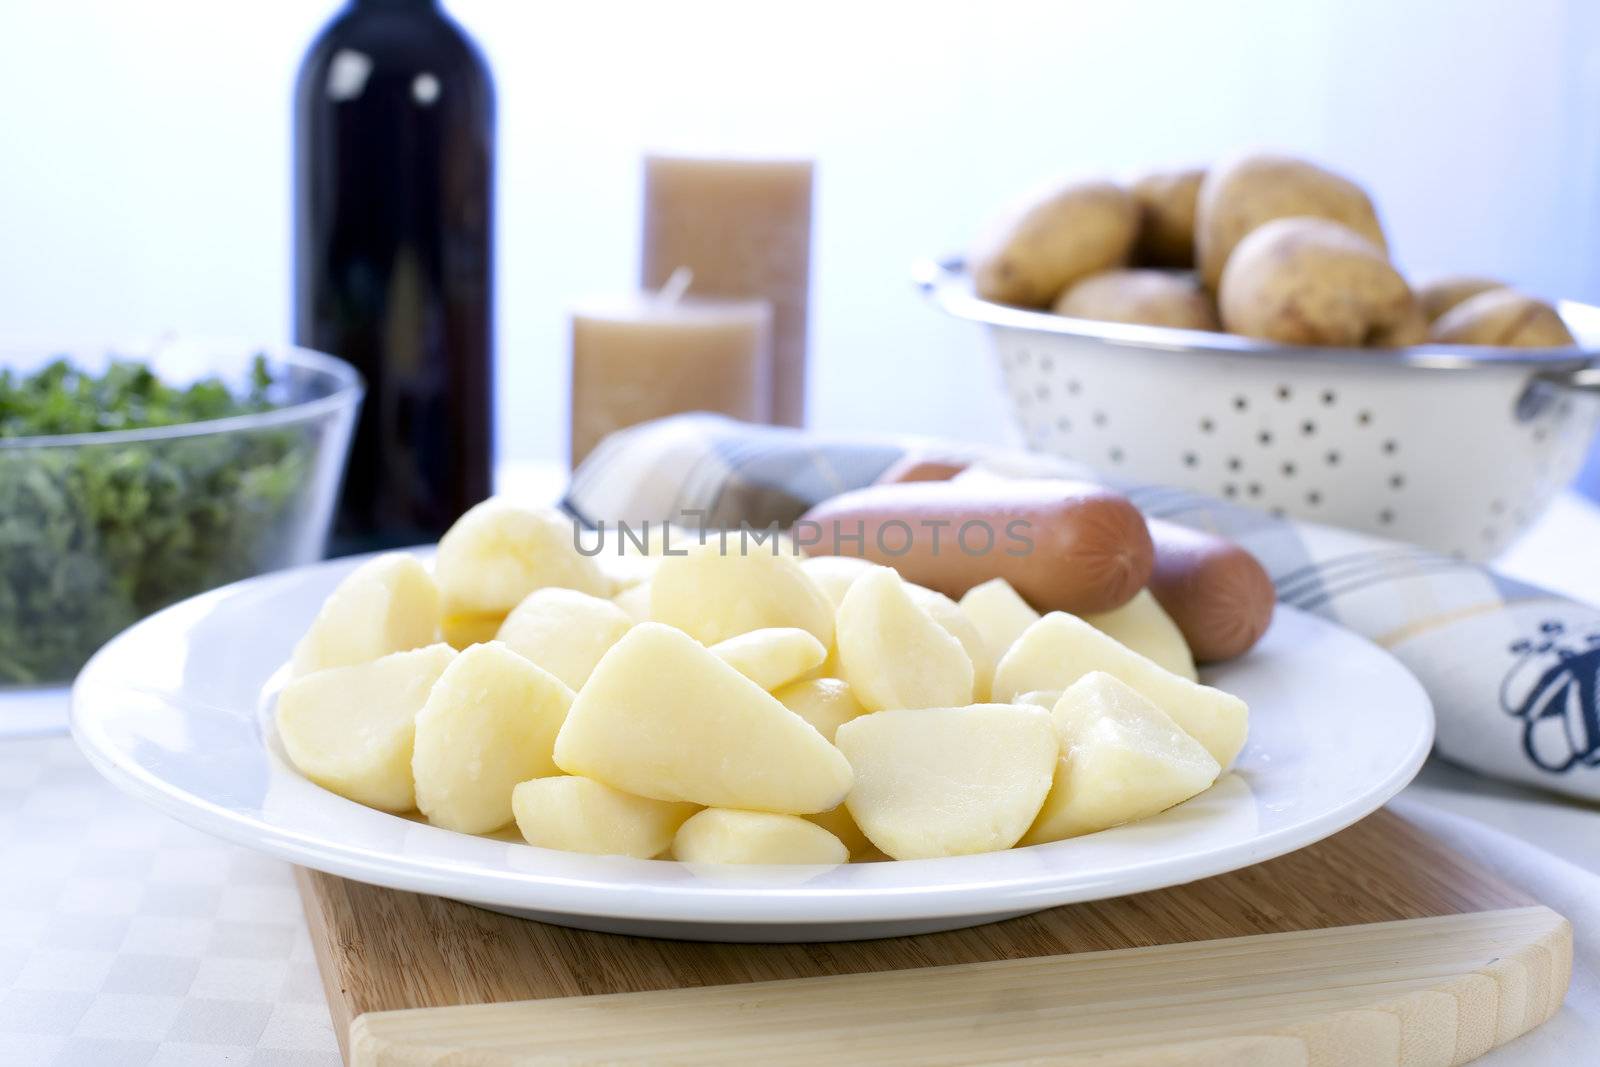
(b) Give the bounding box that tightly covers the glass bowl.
[0,339,361,686]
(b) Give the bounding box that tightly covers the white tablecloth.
[2,471,1596,1066]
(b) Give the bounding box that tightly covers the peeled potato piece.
[906,584,994,702]
[553,623,853,814]
[710,628,828,690]
[511,776,697,858]
[836,567,974,712]
[958,578,1040,665]
[435,499,609,617]
[613,581,652,623]
[651,542,834,647]
[413,642,576,834]
[993,612,1248,768]
[497,587,634,691]
[1022,672,1220,845]
[773,677,866,742]
[1015,689,1063,709]
[799,554,876,608]
[836,704,1058,860]
[672,808,848,865]
[291,554,440,677]
[1084,590,1197,681]
[440,611,504,651]
[589,522,693,591]
[277,643,456,812]
[806,803,873,859]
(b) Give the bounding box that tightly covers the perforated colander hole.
[1276,384,1292,401]
[1108,447,1124,464]
[1269,506,1286,518]
[1037,354,1054,372]
[1325,450,1341,466]
[1066,379,1081,396]
[1233,395,1249,412]
[1301,420,1316,436]
[1490,499,1506,516]
[1199,417,1215,433]
[1321,389,1337,406]
[1281,461,1297,477]
[1182,451,1198,467]
[1258,430,1273,445]
[1247,482,1262,497]
[1378,508,1395,525]
[1055,416,1072,432]
[1306,491,1322,506]
[1381,439,1398,455]
[1357,410,1373,426]
[1015,349,1032,365]
[1389,474,1405,489]
[1092,410,1107,427]
[1227,456,1242,471]
[1222,483,1239,498]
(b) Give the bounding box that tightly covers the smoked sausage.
[795,479,1152,615]
[1146,519,1275,662]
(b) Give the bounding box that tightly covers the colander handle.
[1538,364,1600,393]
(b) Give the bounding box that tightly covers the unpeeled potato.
[1053,269,1219,331]
[1416,275,1504,324]
[971,179,1139,308]
[1219,217,1423,347]
[1130,167,1205,268]
[1428,288,1575,348]
[1196,152,1387,291]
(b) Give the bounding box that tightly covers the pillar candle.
[569,289,773,468]
[641,154,813,428]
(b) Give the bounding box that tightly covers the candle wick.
[657,267,694,306]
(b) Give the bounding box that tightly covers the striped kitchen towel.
[568,413,1600,804]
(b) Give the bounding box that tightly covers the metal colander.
[917,259,1600,560]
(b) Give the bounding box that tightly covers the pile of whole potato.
[273,496,1251,866]
[971,151,1576,349]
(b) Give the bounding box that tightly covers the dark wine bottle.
[294,0,494,555]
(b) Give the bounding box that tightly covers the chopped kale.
[1,356,312,684]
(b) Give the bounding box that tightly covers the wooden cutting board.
[297,808,1571,1066]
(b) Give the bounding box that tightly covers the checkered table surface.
[0,735,340,1066]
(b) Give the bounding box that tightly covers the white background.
[2,0,1598,466]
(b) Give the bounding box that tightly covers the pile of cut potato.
[276,498,1249,865]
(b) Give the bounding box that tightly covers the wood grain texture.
[348,906,1571,1066]
[297,809,1561,1065]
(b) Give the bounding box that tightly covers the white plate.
[71,554,1434,942]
